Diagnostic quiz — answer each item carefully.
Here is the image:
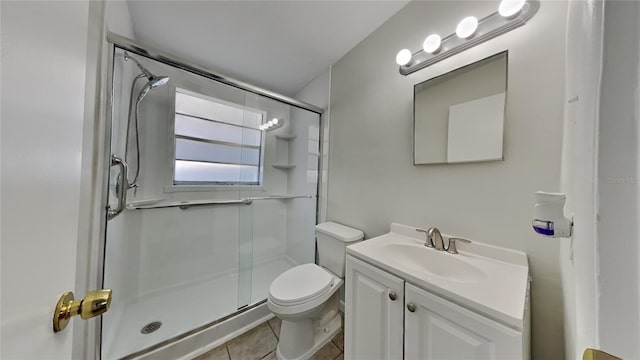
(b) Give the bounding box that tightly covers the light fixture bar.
[399,0,539,76]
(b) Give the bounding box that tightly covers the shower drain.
[140,321,162,334]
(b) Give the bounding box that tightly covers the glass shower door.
[101,44,321,360]
[239,94,321,306]
[102,48,251,359]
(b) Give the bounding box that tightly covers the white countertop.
[346,223,530,330]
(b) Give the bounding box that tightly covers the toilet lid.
[269,264,334,306]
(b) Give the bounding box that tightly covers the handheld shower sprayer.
[123,52,170,191]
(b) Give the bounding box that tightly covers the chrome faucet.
[415,227,471,254]
[427,227,446,250]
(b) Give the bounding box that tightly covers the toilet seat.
[269,264,334,306]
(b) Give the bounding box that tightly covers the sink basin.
[383,244,487,283]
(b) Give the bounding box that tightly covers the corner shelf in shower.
[272,164,296,170]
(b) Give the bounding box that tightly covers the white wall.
[328,1,567,358]
[106,0,135,39]
[560,1,603,359]
[596,0,640,357]
[562,1,640,358]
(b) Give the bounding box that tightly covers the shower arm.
[124,52,154,80]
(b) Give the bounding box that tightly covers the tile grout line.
[331,338,339,348]
[261,320,278,359]
[266,319,278,339]
[225,343,232,360]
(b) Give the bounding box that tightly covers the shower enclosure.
[101,35,322,359]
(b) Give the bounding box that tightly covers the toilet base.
[275,314,341,360]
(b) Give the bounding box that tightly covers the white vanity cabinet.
[404,283,523,359]
[345,256,404,360]
[345,255,527,360]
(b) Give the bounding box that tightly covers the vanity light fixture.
[397,0,539,75]
[456,16,479,39]
[422,34,442,54]
[395,48,413,66]
[499,0,527,18]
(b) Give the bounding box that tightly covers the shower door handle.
[107,154,128,220]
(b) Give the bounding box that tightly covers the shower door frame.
[94,32,326,359]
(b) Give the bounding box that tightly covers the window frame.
[164,87,266,193]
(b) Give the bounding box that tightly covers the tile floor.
[193,316,344,360]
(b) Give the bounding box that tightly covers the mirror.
[414,51,507,165]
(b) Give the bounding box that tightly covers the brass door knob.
[53,289,112,332]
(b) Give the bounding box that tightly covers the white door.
[1,1,103,358]
[404,283,522,360]
[345,256,404,360]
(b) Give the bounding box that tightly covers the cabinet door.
[345,256,404,360]
[405,283,522,360]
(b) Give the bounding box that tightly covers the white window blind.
[173,89,264,186]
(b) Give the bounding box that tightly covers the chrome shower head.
[124,52,170,102]
[137,76,170,102]
[149,76,170,88]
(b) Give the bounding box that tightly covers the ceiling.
[127,0,408,96]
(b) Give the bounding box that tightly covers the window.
[173,89,264,186]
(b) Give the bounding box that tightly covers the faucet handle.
[416,228,434,248]
[446,237,471,254]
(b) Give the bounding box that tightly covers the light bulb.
[272,118,279,125]
[456,16,479,39]
[422,34,442,54]
[267,121,274,127]
[395,49,413,66]
[499,0,526,18]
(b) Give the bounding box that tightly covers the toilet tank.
[316,222,364,277]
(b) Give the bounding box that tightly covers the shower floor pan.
[103,257,295,360]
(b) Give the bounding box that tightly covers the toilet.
[268,222,364,360]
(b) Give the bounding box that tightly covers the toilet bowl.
[267,222,364,360]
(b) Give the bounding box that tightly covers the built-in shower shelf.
[272,164,296,170]
[275,134,297,140]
